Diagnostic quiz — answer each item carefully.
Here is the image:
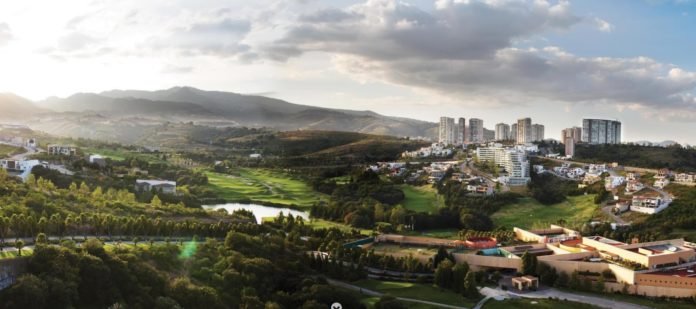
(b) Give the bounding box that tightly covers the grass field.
[0,248,33,259]
[484,298,599,309]
[0,144,23,158]
[404,228,460,239]
[400,185,443,214]
[368,243,440,262]
[352,279,476,307]
[492,195,599,229]
[205,169,323,209]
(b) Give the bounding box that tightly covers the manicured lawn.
[492,195,598,229]
[0,249,33,259]
[400,185,443,214]
[484,298,599,309]
[352,279,477,307]
[304,218,372,235]
[205,169,324,209]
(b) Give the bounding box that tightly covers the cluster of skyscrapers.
[438,117,486,144]
[561,119,622,157]
[439,116,546,145]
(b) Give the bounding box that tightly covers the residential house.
[135,180,177,194]
[631,195,670,214]
[605,176,626,190]
[47,145,77,156]
[675,173,695,184]
[625,180,645,194]
[654,178,670,189]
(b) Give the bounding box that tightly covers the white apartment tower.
[510,123,518,142]
[469,118,484,143]
[495,123,510,140]
[458,117,466,144]
[531,124,545,142]
[438,117,456,145]
[516,118,532,144]
[582,119,622,144]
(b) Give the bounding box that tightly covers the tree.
[36,233,48,245]
[434,260,454,289]
[452,263,469,293]
[594,276,605,292]
[15,240,24,256]
[1,274,48,308]
[521,251,537,276]
[463,271,479,299]
[151,195,162,207]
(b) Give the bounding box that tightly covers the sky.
[0,0,695,143]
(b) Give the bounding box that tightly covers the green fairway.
[484,298,599,309]
[352,279,476,307]
[400,185,443,213]
[205,169,323,208]
[491,195,598,229]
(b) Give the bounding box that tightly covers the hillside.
[35,86,437,139]
[0,93,46,120]
[574,143,696,171]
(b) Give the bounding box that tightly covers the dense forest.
[574,144,696,171]
[0,222,369,309]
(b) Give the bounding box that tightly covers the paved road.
[326,279,468,309]
[601,204,629,225]
[509,288,652,309]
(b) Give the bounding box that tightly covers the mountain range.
[0,87,437,144]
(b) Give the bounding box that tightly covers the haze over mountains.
[0,87,437,144]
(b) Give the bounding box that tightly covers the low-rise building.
[135,179,177,194]
[88,154,107,167]
[631,195,670,214]
[625,180,644,194]
[605,176,626,190]
[675,173,696,184]
[654,178,670,189]
[47,144,77,156]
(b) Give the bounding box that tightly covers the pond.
[202,203,309,224]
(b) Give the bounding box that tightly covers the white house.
[631,195,671,214]
[135,180,177,194]
[654,178,670,189]
[249,153,262,159]
[605,176,626,190]
[47,144,77,156]
[675,173,695,184]
[625,180,644,194]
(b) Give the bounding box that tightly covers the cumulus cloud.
[0,22,13,46]
[262,0,696,117]
[594,17,615,32]
[266,0,581,61]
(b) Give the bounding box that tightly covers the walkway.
[508,288,652,309]
[326,279,468,309]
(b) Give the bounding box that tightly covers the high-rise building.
[516,118,532,144]
[565,137,576,157]
[469,118,484,143]
[510,123,518,142]
[495,123,510,140]
[438,117,456,145]
[582,119,622,144]
[561,127,582,143]
[458,117,466,144]
[476,145,530,185]
[531,124,545,142]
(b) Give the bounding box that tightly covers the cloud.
[266,0,582,61]
[262,0,696,118]
[0,22,13,46]
[162,64,194,74]
[594,17,615,32]
[151,18,252,57]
